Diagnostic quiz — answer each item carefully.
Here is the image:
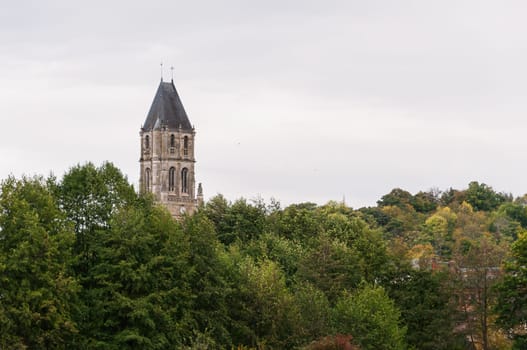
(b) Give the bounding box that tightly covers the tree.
[378,204,424,241]
[495,232,527,349]
[297,233,362,302]
[0,176,78,348]
[201,194,230,240]
[465,181,507,212]
[202,196,267,245]
[341,218,388,283]
[491,202,527,240]
[499,202,527,228]
[57,162,136,270]
[228,257,301,349]
[333,283,407,350]
[453,232,508,350]
[377,188,413,208]
[182,212,232,346]
[57,162,146,346]
[422,207,457,258]
[411,190,439,214]
[77,198,194,349]
[384,268,465,350]
[293,282,333,344]
[243,232,305,284]
[297,212,389,303]
[440,187,466,207]
[274,202,321,241]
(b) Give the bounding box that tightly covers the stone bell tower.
[139,78,201,217]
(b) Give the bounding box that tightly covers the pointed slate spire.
[142,81,192,131]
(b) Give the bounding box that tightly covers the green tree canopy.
[202,196,267,245]
[229,257,301,349]
[57,162,136,273]
[77,198,194,349]
[496,232,527,349]
[465,181,508,212]
[333,283,407,350]
[384,268,465,350]
[0,176,78,348]
[182,212,232,346]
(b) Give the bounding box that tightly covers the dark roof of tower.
[142,80,193,131]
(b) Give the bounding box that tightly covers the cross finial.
[170,66,174,82]
[160,62,164,81]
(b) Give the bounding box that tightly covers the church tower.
[139,78,200,217]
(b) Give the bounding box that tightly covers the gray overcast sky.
[2,0,527,208]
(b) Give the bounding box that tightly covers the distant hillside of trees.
[1,162,527,349]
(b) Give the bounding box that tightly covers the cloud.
[2,0,527,207]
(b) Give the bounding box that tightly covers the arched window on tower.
[145,168,151,191]
[183,136,189,156]
[170,134,175,148]
[169,167,176,191]
[181,167,188,193]
[145,135,150,149]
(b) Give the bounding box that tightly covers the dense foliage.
[1,164,525,349]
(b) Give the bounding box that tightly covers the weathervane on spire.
[160,62,164,81]
[170,66,174,82]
